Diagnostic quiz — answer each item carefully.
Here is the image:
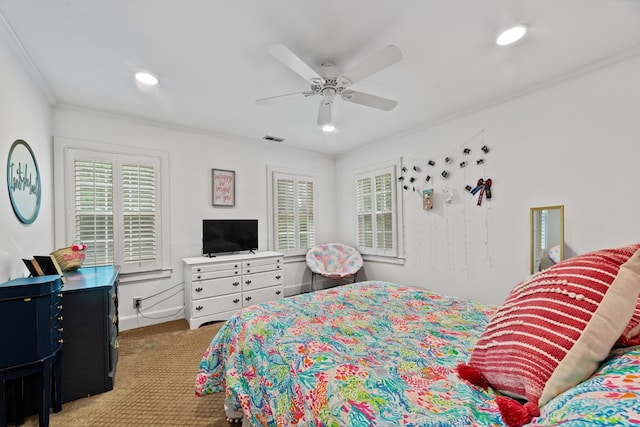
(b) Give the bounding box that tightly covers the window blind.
[122,163,156,264]
[74,159,115,267]
[69,149,161,273]
[274,172,315,255]
[355,165,397,256]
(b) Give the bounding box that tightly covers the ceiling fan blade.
[317,99,332,126]
[256,91,316,105]
[341,90,398,111]
[339,45,403,86]
[268,44,322,82]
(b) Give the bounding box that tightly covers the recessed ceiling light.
[496,24,529,46]
[134,71,159,85]
[322,124,336,133]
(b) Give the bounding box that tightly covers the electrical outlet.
[133,297,142,310]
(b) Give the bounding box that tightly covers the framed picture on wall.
[212,169,235,207]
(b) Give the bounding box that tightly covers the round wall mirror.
[7,139,41,224]
[530,205,564,274]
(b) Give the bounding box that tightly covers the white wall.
[53,107,337,330]
[336,54,640,305]
[0,24,54,282]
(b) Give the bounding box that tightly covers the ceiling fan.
[257,44,403,127]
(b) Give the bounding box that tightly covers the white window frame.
[354,159,404,263]
[266,166,316,258]
[53,137,171,278]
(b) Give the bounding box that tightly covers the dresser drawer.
[192,267,240,282]
[242,262,283,275]
[191,293,243,318]
[192,276,242,300]
[242,257,282,269]
[243,285,284,307]
[191,261,241,275]
[243,270,284,291]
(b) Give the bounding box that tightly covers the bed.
[195,280,640,426]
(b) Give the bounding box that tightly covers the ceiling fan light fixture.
[496,24,529,46]
[134,71,159,85]
[322,124,336,133]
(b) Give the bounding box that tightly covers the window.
[270,170,315,256]
[355,163,403,259]
[65,147,163,274]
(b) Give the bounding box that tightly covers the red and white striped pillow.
[458,244,640,426]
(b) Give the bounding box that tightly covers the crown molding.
[0,7,56,104]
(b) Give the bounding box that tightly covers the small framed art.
[212,169,235,207]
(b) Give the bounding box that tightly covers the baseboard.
[120,305,185,331]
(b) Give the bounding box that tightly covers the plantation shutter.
[273,172,315,255]
[122,163,157,265]
[375,173,393,250]
[276,176,296,251]
[74,159,114,267]
[355,165,397,256]
[356,177,373,248]
[69,149,161,273]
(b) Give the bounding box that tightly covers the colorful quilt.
[195,281,640,426]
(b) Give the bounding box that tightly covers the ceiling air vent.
[262,135,284,143]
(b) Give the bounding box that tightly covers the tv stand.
[183,251,284,329]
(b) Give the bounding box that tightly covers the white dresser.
[183,251,284,329]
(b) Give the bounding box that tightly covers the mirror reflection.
[530,205,564,274]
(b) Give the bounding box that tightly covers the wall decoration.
[423,188,434,210]
[212,169,235,207]
[7,139,41,224]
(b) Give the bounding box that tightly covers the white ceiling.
[1,0,640,156]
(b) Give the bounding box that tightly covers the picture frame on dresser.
[212,168,235,207]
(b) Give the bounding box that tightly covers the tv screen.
[202,219,258,256]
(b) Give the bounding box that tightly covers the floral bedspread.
[195,281,503,426]
[194,281,640,426]
[529,345,640,426]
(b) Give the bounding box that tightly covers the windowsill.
[118,267,173,284]
[282,254,306,264]
[362,254,406,265]
[281,253,405,266]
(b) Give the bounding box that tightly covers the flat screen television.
[202,219,258,256]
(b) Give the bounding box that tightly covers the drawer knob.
[245,296,252,301]
[246,263,250,267]
[58,327,64,332]
[276,265,281,269]
[58,293,63,298]
[234,264,239,268]
[276,290,282,295]
[197,268,201,272]
[245,280,252,285]
[233,298,240,304]
[195,305,203,311]
[58,316,63,321]
[113,316,118,325]
[58,305,63,310]
[58,339,64,344]
[246,269,251,273]
[195,287,203,292]
[275,275,282,280]
[233,282,240,287]
[197,275,201,279]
